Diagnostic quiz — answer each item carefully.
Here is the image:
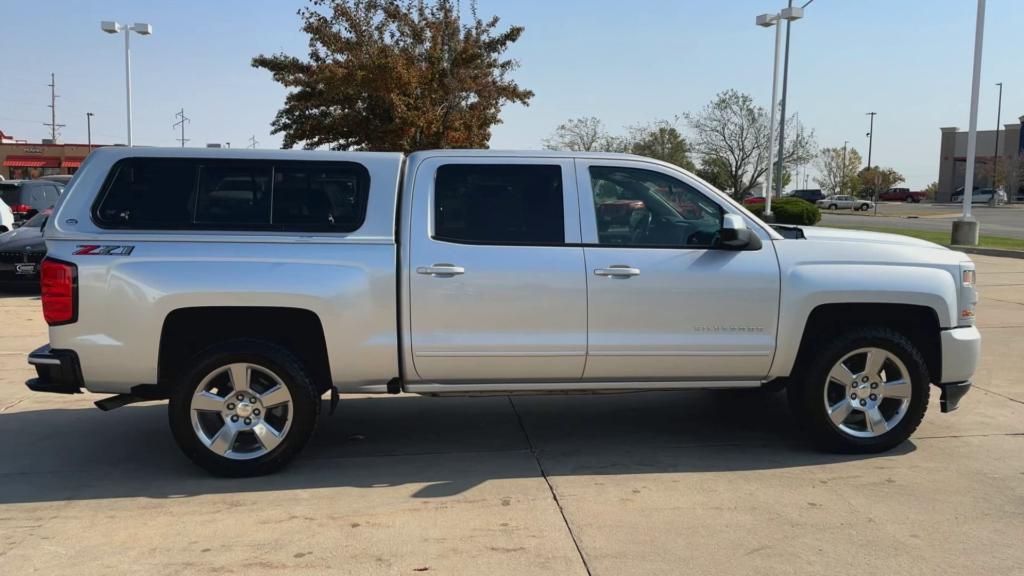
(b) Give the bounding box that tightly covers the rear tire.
[829,204,838,210]
[168,339,321,476]
[788,327,930,453]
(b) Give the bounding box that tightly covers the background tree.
[815,147,863,195]
[922,181,939,200]
[858,166,905,197]
[695,157,732,190]
[543,117,623,152]
[627,118,695,171]
[252,0,533,151]
[686,89,815,198]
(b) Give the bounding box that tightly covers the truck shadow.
[0,390,913,505]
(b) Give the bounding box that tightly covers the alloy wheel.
[822,347,912,438]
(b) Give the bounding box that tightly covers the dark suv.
[0,180,63,224]
[789,189,825,204]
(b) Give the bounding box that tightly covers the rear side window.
[433,164,564,245]
[93,158,370,232]
[0,184,24,206]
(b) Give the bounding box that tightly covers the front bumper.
[940,326,981,384]
[26,344,83,394]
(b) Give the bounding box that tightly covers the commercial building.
[937,116,1024,202]
[0,130,112,180]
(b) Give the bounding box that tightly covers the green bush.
[747,197,821,225]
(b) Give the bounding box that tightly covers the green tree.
[252,0,533,151]
[628,119,695,171]
[858,166,905,197]
[922,181,938,200]
[815,147,862,195]
[695,157,732,191]
[686,89,815,198]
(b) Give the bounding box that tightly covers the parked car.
[26,147,979,476]
[39,174,74,185]
[742,196,766,207]
[0,207,50,286]
[816,195,873,211]
[878,188,926,203]
[0,180,63,223]
[0,201,13,233]
[788,188,825,204]
[950,188,1004,204]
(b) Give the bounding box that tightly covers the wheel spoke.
[828,400,854,427]
[259,385,290,408]
[828,362,855,385]
[863,350,886,380]
[884,379,912,399]
[865,407,888,435]
[207,423,238,455]
[228,364,250,392]
[253,422,283,452]
[192,391,224,412]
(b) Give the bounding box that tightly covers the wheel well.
[794,304,941,382]
[158,307,332,395]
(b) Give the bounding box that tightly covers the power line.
[172,108,191,147]
[248,135,259,149]
[43,72,66,142]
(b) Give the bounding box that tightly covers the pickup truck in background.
[26,148,980,476]
[878,188,926,203]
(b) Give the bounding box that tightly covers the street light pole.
[866,112,876,171]
[102,21,152,147]
[86,112,94,149]
[993,82,1003,190]
[952,0,986,245]
[756,13,784,218]
[842,140,849,195]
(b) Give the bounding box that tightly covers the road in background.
[820,203,1024,239]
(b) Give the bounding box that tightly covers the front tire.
[788,327,930,453]
[169,339,321,476]
[829,204,838,210]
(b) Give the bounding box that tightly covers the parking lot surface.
[1,255,1023,575]
[822,203,1024,239]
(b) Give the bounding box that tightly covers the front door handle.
[594,265,640,277]
[416,264,465,276]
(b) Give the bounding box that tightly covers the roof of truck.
[84,146,646,162]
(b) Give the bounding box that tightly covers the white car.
[0,201,13,233]
[817,195,873,211]
[25,147,980,476]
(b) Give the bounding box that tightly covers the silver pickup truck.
[26,147,980,476]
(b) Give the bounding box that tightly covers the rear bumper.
[940,326,981,384]
[26,344,83,394]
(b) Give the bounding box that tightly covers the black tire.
[829,204,838,210]
[169,339,321,476]
[787,326,930,453]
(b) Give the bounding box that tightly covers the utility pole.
[865,112,877,171]
[173,108,190,147]
[248,135,259,149]
[86,112,94,149]
[841,140,849,195]
[993,82,1003,191]
[44,73,66,142]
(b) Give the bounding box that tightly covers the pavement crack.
[508,396,593,576]
[0,398,26,413]
[973,385,1024,406]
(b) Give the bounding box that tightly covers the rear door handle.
[416,264,465,276]
[594,266,640,277]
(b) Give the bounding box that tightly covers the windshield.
[22,208,51,228]
[0,183,23,205]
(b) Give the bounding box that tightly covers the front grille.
[0,251,45,264]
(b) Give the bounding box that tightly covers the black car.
[0,208,49,286]
[0,180,63,223]
[789,188,825,203]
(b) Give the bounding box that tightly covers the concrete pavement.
[822,203,1024,239]
[1,256,1022,575]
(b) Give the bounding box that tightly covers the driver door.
[576,159,781,381]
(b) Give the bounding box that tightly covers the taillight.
[40,258,78,325]
[10,204,33,215]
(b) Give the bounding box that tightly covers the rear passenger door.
[408,157,587,383]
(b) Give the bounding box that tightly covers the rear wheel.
[829,203,838,210]
[169,339,320,476]
[788,327,929,453]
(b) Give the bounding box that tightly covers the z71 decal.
[73,245,136,256]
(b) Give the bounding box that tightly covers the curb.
[950,245,1024,260]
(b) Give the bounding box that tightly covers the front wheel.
[829,204,838,210]
[788,327,930,453]
[168,339,321,476]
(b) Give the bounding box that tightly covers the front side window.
[433,164,564,245]
[589,166,722,248]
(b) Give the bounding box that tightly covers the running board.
[94,394,152,412]
[403,380,762,395]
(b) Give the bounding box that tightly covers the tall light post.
[774,0,810,200]
[952,0,986,245]
[842,140,849,195]
[993,81,1003,190]
[757,6,803,218]
[86,112,94,149]
[101,21,152,147]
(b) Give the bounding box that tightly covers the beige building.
[937,116,1023,202]
[0,129,112,180]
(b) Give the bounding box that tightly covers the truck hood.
[797,226,946,250]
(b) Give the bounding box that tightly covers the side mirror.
[719,213,763,251]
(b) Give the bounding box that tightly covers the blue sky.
[1,0,1021,188]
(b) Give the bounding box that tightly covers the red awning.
[2,155,60,168]
[62,157,85,168]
